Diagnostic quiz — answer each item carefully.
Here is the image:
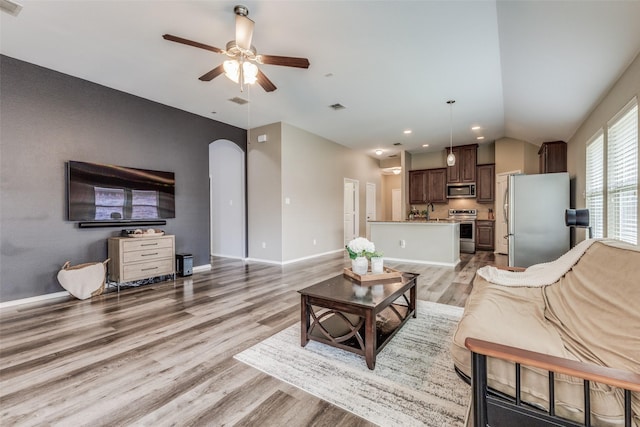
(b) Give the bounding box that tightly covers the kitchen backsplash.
[411,198,496,220]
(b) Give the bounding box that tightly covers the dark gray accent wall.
[0,55,246,302]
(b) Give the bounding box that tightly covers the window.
[607,99,638,244]
[586,97,638,245]
[585,132,604,238]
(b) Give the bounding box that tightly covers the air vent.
[229,97,249,105]
[393,142,402,146]
[1,0,23,16]
[388,154,398,158]
[329,103,346,111]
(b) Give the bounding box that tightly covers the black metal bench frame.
[462,338,640,427]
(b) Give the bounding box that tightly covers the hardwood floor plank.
[0,250,504,426]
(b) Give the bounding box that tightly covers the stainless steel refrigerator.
[505,173,570,267]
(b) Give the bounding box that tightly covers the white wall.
[568,52,640,243]
[209,140,245,258]
[247,122,382,263]
[247,123,283,262]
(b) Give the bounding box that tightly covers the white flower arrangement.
[346,237,377,260]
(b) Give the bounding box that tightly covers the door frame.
[495,170,520,255]
[365,182,376,239]
[344,178,360,245]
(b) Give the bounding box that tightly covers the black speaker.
[176,253,193,277]
[565,209,589,227]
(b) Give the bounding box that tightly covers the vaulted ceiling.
[2,1,639,159]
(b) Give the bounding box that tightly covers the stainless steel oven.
[448,209,477,253]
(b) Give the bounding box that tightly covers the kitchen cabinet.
[409,170,428,204]
[427,168,447,203]
[447,144,478,183]
[476,163,495,203]
[409,168,447,204]
[539,141,567,173]
[476,220,495,251]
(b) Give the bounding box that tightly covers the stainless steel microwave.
[446,183,476,198]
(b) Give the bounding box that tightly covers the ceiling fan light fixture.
[242,61,258,84]
[446,99,456,167]
[223,60,240,83]
[223,59,258,85]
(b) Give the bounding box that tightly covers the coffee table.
[299,271,418,370]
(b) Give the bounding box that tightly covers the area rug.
[234,301,469,426]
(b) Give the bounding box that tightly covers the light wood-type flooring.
[0,250,506,426]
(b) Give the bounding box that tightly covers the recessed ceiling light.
[375,149,383,155]
[403,130,412,134]
[477,136,485,140]
[471,126,481,131]
[422,144,429,147]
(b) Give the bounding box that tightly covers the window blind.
[607,98,638,245]
[586,132,604,238]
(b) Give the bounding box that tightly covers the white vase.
[370,256,384,274]
[352,256,368,275]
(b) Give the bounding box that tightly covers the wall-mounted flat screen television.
[67,161,175,222]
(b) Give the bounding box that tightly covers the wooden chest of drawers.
[108,235,175,283]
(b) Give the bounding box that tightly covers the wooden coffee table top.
[298,272,418,308]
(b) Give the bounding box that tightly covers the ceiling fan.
[163,4,310,92]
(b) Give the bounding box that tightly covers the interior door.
[392,188,402,221]
[365,182,376,239]
[495,170,520,255]
[344,179,359,245]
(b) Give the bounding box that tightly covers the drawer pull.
[141,252,159,256]
[142,267,159,271]
[141,243,159,247]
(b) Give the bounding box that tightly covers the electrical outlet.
[313,239,317,245]
[400,239,406,248]
[262,242,266,249]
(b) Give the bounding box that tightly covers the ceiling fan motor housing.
[234,5,249,17]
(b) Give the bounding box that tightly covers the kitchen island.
[369,221,460,267]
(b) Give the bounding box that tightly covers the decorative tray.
[128,232,165,238]
[124,229,165,238]
[343,266,403,283]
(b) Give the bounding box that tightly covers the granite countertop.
[369,219,457,223]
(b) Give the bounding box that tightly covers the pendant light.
[446,99,456,167]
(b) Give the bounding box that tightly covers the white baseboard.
[246,249,344,266]
[1,265,212,308]
[282,249,344,265]
[243,257,282,265]
[193,264,211,273]
[0,291,70,309]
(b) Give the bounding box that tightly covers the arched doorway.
[209,140,246,259]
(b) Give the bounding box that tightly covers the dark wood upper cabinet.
[427,168,447,203]
[538,141,567,173]
[409,170,428,204]
[447,144,478,183]
[409,168,447,204]
[476,163,495,203]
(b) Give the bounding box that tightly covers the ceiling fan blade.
[235,15,254,51]
[199,65,225,81]
[163,34,222,54]
[259,55,310,69]
[256,69,277,92]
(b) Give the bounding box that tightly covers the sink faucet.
[425,202,434,220]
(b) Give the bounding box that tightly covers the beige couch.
[452,239,640,426]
